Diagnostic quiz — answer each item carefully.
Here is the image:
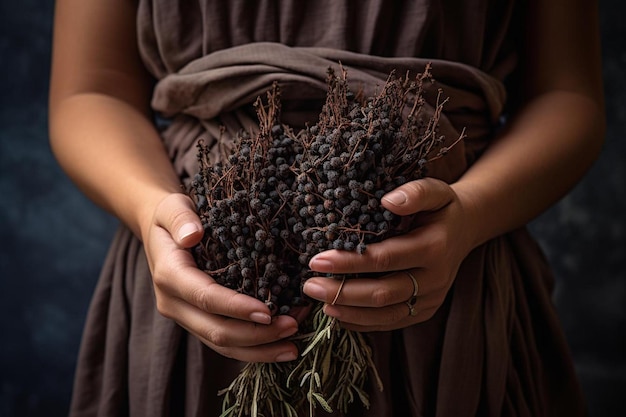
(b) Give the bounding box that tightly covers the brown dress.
[68,1,586,416]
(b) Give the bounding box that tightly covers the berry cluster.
[289,68,443,260]
[191,92,307,316]
[190,65,460,317]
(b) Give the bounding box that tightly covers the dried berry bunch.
[189,64,462,417]
[287,66,457,263]
[191,93,308,316]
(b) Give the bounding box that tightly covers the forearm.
[452,90,605,250]
[49,92,182,238]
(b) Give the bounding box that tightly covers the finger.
[324,302,409,327]
[302,271,417,308]
[308,226,440,274]
[177,318,299,363]
[156,262,275,325]
[165,297,299,350]
[216,341,299,363]
[333,305,439,332]
[154,193,204,247]
[381,177,455,216]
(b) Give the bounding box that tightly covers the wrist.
[450,180,493,251]
[129,186,184,242]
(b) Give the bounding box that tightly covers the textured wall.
[0,1,624,416]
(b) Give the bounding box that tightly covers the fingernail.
[275,351,297,362]
[303,282,327,301]
[178,222,200,241]
[249,312,272,325]
[309,255,334,272]
[383,190,407,206]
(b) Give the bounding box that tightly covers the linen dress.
[68,1,587,416]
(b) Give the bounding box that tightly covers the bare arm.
[48,0,180,238]
[49,0,300,361]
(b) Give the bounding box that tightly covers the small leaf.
[320,344,333,384]
[301,326,331,356]
[300,371,312,387]
[219,404,237,417]
[312,392,334,413]
[354,385,371,409]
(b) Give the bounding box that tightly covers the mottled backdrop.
[0,1,624,416]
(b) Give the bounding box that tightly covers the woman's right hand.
[141,193,300,363]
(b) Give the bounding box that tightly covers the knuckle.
[150,257,179,288]
[151,268,169,289]
[152,267,186,302]
[156,194,195,228]
[229,292,253,316]
[371,249,392,272]
[205,326,228,347]
[405,180,427,198]
[370,286,394,307]
[154,297,173,318]
[189,285,213,311]
[169,208,194,230]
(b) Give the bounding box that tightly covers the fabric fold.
[153,42,506,185]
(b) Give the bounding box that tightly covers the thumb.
[381,177,455,216]
[154,193,204,248]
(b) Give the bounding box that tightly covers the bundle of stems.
[189,64,462,416]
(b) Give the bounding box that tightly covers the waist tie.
[151,42,506,183]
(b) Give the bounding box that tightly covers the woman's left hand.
[302,177,478,331]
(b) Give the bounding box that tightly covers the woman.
[49,0,605,416]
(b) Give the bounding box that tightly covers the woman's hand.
[141,193,300,362]
[302,178,478,332]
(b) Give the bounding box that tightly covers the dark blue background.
[1,1,624,416]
